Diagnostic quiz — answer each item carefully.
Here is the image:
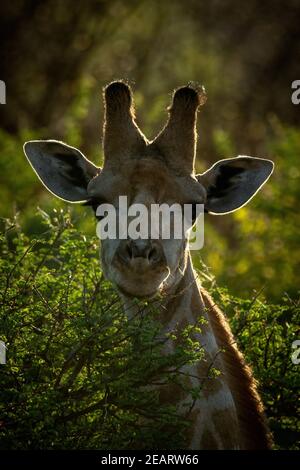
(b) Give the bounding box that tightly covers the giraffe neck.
[158,255,241,449]
[120,254,271,449]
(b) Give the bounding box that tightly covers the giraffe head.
[24,81,274,299]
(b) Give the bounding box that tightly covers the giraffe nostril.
[148,246,160,263]
[131,240,150,259]
[125,242,133,260]
[116,240,163,265]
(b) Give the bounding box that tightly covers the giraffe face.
[24,81,274,300]
[87,157,206,298]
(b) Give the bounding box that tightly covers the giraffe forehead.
[120,159,169,193]
[89,159,175,200]
[88,158,205,204]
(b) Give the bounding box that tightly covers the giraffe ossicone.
[24,80,274,449]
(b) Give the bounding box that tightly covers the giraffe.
[23,81,274,449]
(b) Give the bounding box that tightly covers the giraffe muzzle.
[115,239,165,270]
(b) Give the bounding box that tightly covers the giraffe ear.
[197,156,274,214]
[23,140,101,202]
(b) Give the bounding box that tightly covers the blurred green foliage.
[197,122,300,301]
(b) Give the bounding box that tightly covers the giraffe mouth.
[110,255,169,299]
[115,283,159,300]
[112,268,169,299]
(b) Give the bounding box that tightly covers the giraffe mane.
[201,288,273,449]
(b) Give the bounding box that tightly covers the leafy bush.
[227,293,300,450]
[199,264,300,450]
[0,210,206,450]
[0,211,298,449]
